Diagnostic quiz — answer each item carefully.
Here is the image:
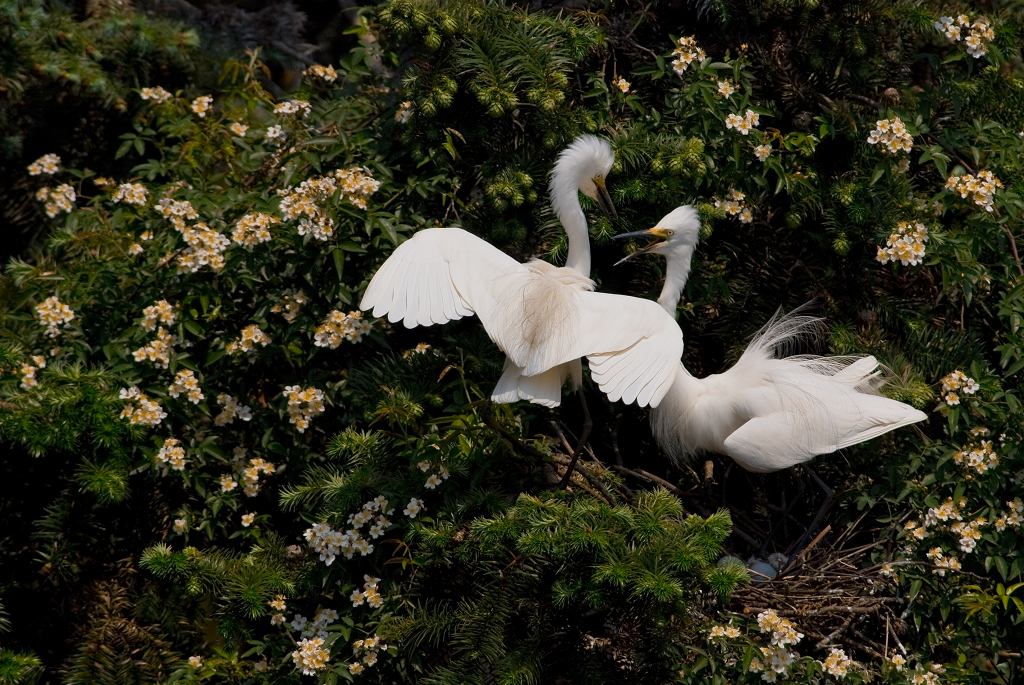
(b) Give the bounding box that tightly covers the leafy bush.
[2,0,1024,683]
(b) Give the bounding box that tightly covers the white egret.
[615,206,927,473]
[359,136,683,413]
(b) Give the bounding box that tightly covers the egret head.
[550,134,617,217]
[613,205,701,265]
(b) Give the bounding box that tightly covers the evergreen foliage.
[1,0,1023,682]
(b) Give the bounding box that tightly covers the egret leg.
[785,467,835,559]
[559,390,593,488]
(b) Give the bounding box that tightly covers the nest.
[730,523,909,660]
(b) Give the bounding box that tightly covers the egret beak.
[592,177,617,217]
[612,227,671,266]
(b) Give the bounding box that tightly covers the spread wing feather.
[361,227,684,408]
[572,294,684,408]
[359,227,530,363]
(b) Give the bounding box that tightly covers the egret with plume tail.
[360,136,685,482]
[615,206,927,473]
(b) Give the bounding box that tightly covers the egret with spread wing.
[359,136,683,413]
[616,206,927,472]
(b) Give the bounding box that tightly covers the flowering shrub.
[2,0,1024,683]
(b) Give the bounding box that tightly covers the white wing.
[530,292,684,408]
[361,227,684,407]
[359,227,538,366]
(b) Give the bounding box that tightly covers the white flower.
[754,144,771,161]
[27,153,61,175]
[403,497,425,518]
[265,125,286,144]
[612,76,630,93]
[191,95,213,118]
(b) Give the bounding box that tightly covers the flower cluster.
[20,355,46,389]
[265,125,286,144]
[313,310,373,348]
[725,109,760,135]
[241,457,276,496]
[671,35,706,74]
[142,300,176,332]
[119,386,167,426]
[139,86,172,103]
[612,76,630,93]
[278,176,339,241]
[291,637,330,676]
[707,624,741,639]
[269,595,287,612]
[227,325,271,354]
[112,182,149,206]
[156,437,187,471]
[716,79,737,98]
[939,369,979,406]
[283,385,325,432]
[952,432,999,476]
[950,517,985,553]
[190,95,213,118]
[133,327,174,368]
[904,519,928,541]
[214,393,253,426]
[155,198,199,224]
[403,496,425,518]
[747,611,806,683]
[749,646,795,683]
[934,14,995,58]
[945,170,1002,212]
[27,153,60,175]
[35,184,76,217]
[876,220,928,266]
[278,167,380,240]
[271,290,309,322]
[175,222,231,273]
[753,143,771,161]
[994,498,1023,532]
[274,99,312,117]
[417,459,450,490]
[402,342,432,358]
[756,609,803,647]
[867,116,913,155]
[168,369,204,404]
[349,635,388,674]
[926,546,962,576]
[714,189,753,223]
[335,167,382,210]
[304,64,338,82]
[35,295,75,337]
[304,497,393,565]
[395,101,413,124]
[821,648,855,678]
[350,575,383,609]
[925,497,965,527]
[231,212,280,247]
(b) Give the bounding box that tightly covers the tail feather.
[491,358,568,408]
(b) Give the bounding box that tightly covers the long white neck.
[550,167,591,277]
[657,245,695,314]
[560,203,590,276]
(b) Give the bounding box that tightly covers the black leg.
[784,466,835,560]
[559,390,593,488]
